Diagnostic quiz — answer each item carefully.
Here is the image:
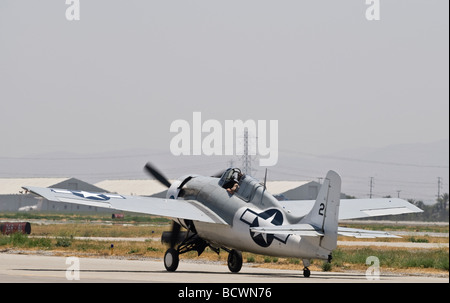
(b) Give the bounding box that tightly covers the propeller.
[144,162,172,188]
[143,162,229,249]
[143,162,182,249]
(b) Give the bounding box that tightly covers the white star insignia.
[252,213,277,244]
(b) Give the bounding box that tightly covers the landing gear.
[227,249,243,273]
[164,248,179,272]
[303,267,311,278]
[302,259,311,278]
[162,230,219,272]
[161,222,244,274]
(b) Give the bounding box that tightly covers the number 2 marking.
[318,203,325,216]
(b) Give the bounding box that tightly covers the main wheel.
[164,248,179,272]
[227,249,243,273]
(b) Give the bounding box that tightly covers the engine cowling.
[166,180,183,199]
[165,175,196,200]
[165,175,197,231]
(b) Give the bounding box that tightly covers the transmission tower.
[369,177,374,199]
[241,130,251,175]
[240,130,258,175]
[437,177,442,199]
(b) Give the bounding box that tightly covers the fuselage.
[171,174,331,260]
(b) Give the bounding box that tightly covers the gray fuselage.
[174,175,330,260]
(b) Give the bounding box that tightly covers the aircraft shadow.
[16,268,153,274]
[174,269,372,280]
[15,268,394,281]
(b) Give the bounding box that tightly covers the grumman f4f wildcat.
[24,163,422,277]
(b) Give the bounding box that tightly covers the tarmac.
[0,253,447,283]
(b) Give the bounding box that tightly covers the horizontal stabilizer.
[279,198,422,220]
[337,227,401,238]
[249,225,400,239]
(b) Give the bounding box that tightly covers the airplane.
[23,164,422,277]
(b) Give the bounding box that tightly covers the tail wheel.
[164,248,179,272]
[303,267,311,278]
[227,249,243,273]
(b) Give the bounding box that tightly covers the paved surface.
[0,253,447,283]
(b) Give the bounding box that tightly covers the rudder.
[301,170,341,251]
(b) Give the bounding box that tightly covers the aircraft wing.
[23,186,226,224]
[279,198,422,220]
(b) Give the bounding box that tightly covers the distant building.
[94,179,173,197]
[266,181,320,200]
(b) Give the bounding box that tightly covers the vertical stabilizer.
[301,170,341,251]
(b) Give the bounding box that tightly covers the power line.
[0,152,167,161]
[279,149,449,169]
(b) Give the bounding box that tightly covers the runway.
[0,253,447,283]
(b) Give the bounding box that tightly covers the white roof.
[265,181,312,195]
[94,179,176,196]
[0,178,68,195]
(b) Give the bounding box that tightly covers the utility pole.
[369,177,374,199]
[437,177,442,200]
[396,190,401,198]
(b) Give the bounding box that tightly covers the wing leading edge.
[23,186,226,225]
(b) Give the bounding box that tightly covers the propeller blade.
[144,162,172,188]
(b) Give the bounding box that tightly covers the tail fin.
[301,170,341,251]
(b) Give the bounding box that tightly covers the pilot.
[224,172,243,195]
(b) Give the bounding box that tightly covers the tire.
[164,248,179,272]
[303,268,311,278]
[227,249,243,273]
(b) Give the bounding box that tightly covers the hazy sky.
[1,0,448,158]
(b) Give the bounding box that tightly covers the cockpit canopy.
[218,168,263,202]
[218,168,242,187]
